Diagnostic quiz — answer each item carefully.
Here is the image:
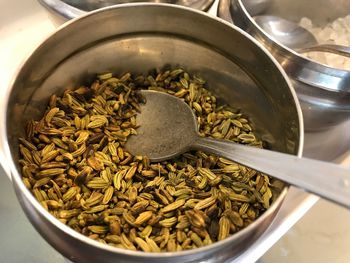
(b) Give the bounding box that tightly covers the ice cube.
[337,35,349,45]
[332,20,343,31]
[344,59,350,71]
[297,15,350,70]
[344,15,350,31]
[319,27,333,42]
[299,17,313,29]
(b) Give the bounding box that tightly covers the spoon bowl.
[254,15,350,57]
[241,0,271,16]
[253,15,318,49]
[126,90,350,209]
[125,90,198,161]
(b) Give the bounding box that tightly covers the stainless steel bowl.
[218,0,350,131]
[38,0,215,24]
[3,4,303,262]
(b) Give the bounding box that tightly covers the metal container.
[218,0,350,131]
[38,0,215,24]
[2,4,303,262]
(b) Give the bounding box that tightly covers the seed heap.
[18,68,277,252]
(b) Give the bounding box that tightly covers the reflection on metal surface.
[38,0,216,20]
[241,0,270,16]
[65,0,214,11]
[253,15,319,50]
[253,15,350,58]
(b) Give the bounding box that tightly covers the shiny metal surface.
[38,0,215,21]
[254,15,350,57]
[128,91,350,208]
[125,90,199,161]
[38,0,85,23]
[194,137,350,208]
[218,0,350,131]
[65,0,214,11]
[241,0,270,16]
[254,15,318,49]
[299,44,350,58]
[2,3,303,262]
[229,0,350,92]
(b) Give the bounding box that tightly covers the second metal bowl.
[38,0,215,24]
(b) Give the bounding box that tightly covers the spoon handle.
[299,44,350,58]
[192,137,350,208]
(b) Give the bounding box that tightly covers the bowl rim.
[3,2,303,259]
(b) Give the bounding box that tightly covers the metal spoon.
[125,90,350,208]
[242,0,271,16]
[254,15,350,57]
